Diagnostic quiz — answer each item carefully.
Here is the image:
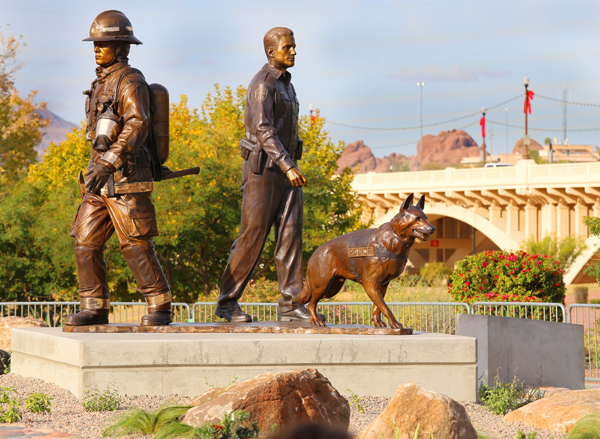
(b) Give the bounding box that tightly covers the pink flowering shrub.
[448,250,566,306]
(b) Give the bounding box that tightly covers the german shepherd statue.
[293,194,435,328]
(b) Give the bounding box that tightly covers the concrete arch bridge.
[351,160,600,284]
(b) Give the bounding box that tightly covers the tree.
[521,233,587,273]
[0,27,48,179]
[584,216,600,284]
[2,84,367,303]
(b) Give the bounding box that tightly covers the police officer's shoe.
[277,302,326,323]
[215,303,252,323]
[64,309,109,326]
[141,310,172,326]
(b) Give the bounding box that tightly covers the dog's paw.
[389,321,404,330]
[311,318,327,327]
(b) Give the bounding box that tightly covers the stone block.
[456,314,584,390]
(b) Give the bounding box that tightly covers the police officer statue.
[65,10,172,326]
[217,27,321,323]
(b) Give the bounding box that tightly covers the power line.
[487,119,600,133]
[536,94,600,108]
[324,95,521,131]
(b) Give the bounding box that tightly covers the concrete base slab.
[12,328,477,401]
[62,322,413,335]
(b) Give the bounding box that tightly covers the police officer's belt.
[100,181,153,195]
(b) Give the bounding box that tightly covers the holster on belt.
[240,138,266,175]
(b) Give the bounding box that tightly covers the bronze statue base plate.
[62,321,413,335]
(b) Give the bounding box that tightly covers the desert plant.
[478,374,543,415]
[516,431,538,439]
[103,403,192,437]
[0,387,22,423]
[566,413,600,438]
[521,233,587,273]
[82,384,121,412]
[25,392,52,413]
[346,389,365,414]
[574,286,589,304]
[154,410,260,439]
[449,250,566,306]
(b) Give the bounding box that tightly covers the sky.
[3,0,600,158]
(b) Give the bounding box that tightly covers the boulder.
[357,383,477,439]
[0,316,48,351]
[0,350,10,374]
[504,388,600,433]
[182,369,350,432]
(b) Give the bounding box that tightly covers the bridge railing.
[352,161,600,192]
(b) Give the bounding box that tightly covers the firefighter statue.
[65,10,172,326]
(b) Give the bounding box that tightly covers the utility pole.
[417,82,425,170]
[505,108,508,163]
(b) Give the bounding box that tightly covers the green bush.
[591,299,600,305]
[82,384,121,412]
[448,250,566,306]
[25,392,52,414]
[154,410,260,439]
[419,262,452,286]
[103,403,192,437]
[0,387,22,423]
[478,374,543,415]
[567,414,600,438]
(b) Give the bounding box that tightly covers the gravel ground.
[0,374,565,439]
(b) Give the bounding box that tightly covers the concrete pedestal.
[456,314,584,389]
[12,328,477,401]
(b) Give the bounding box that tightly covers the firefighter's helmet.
[83,10,142,45]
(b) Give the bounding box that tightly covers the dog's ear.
[401,193,414,213]
[417,194,425,210]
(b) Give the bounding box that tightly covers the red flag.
[524,90,535,114]
[480,116,486,138]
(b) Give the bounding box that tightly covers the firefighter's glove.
[85,162,113,195]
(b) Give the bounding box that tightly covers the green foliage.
[590,299,600,305]
[521,233,587,273]
[566,414,600,439]
[516,431,538,439]
[154,410,260,439]
[479,374,543,415]
[103,403,192,437]
[0,27,48,179]
[448,250,566,306]
[25,392,52,413]
[0,83,367,303]
[419,262,452,286]
[583,217,600,286]
[346,389,365,414]
[0,387,22,423]
[82,384,121,412]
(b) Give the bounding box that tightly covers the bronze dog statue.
[294,194,435,328]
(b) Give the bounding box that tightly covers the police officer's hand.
[85,162,113,195]
[286,167,308,187]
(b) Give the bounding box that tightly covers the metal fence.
[190,302,469,334]
[471,301,567,323]
[568,304,600,382]
[0,301,191,327]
